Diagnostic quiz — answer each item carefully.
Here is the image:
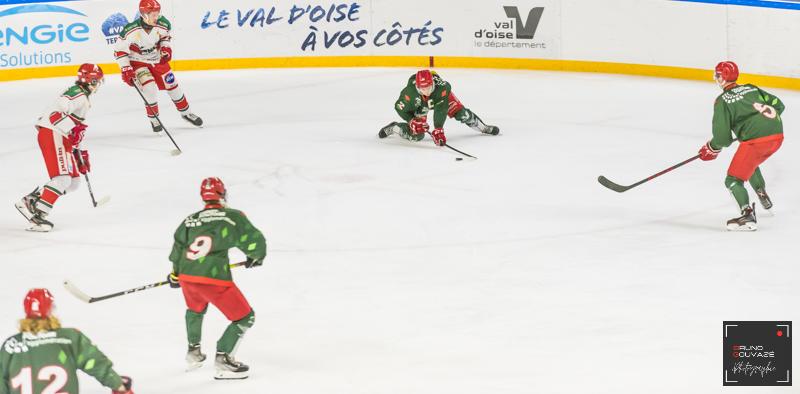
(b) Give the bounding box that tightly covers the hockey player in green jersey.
[698,61,784,231]
[379,70,499,146]
[0,289,133,394]
[167,177,267,380]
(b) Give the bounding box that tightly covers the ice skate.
[185,344,206,371]
[469,115,499,135]
[755,188,773,215]
[14,187,40,222]
[379,122,402,139]
[181,112,203,127]
[214,352,249,380]
[150,118,163,133]
[27,212,54,232]
[726,203,757,232]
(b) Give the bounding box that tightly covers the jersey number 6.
[186,235,213,260]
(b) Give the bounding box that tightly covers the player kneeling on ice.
[379,70,499,145]
[14,64,103,232]
[698,61,784,231]
[114,0,203,133]
[0,289,134,394]
[166,177,267,380]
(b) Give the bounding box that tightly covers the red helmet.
[200,177,226,202]
[77,63,104,87]
[714,61,739,83]
[415,70,434,96]
[24,289,55,319]
[139,0,161,14]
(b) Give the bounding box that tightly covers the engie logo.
[0,4,89,47]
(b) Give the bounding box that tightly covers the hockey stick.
[73,149,110,207]
[597,140,737,193]
[64,261,247,303]
[132,82,182,156]
[427,131,478,159]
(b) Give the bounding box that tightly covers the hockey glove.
[69,123,87,147]
[112,376,133,394]
[409,116,429,135]
[698,141,720,161]
[73,149,90,174]
[431,127,446,146]
[244,257,263,269]
[120,66,135,87]
[167,272,180,288]
[159,46,172,63]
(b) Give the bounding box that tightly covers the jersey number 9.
[186,235,213,260]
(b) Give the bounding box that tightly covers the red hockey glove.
[698,141,720,161]
[159,46,172,63]
[167,272,180,288]
[112,376,133,394]
[73,149,90,174]
[120,66,135,87]
[409,116,429,135]
[431,127,446,146]
[69,123,87,147]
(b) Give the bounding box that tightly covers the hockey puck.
[455,157,463,161]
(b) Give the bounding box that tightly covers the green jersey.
[169,207,267,286]
[711,84,785,149]
[0,328,122,394]
[394,73,452,129]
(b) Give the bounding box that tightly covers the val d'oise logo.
[0,4,89,47]
[475,6,544,40]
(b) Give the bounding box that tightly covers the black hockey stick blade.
[597,175,631,193]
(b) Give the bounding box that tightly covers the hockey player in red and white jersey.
[114,0,203,133]
[14,64,103,232]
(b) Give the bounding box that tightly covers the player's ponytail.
[19,316,61,333]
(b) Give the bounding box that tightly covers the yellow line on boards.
[2,56,800,90]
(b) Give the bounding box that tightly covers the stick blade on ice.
[170,149,182,156]
[63,281,93,303]
[597,175,631,193]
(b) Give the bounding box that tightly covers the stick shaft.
[132,83,182,153]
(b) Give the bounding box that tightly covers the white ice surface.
[0,68,797,393]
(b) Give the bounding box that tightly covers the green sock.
[217,310,255,354]
[186,307,207,345]
[749,167,766,191]
[726,175,750,210]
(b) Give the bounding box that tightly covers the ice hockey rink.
[0,67,797,393]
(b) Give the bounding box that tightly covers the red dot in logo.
[777,330,784,337]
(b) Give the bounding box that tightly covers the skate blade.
[185,361,204,372]
[15,202,34,221]
[214,370,249,380]
[26,223,53,232]
[726,222,757,232]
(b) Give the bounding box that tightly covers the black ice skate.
[214,352,249,380]
[467,115,499,135]
[28,212,54,232]
[726,203,757,232]
[186,343,207,371]
[379,122,401,139]
[150,119,163,133]
[181,112,204,127]
[14,187,40,222]
[755,188,773,212]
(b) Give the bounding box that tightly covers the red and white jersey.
[114,16,172,67]
[35,85,91,138]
